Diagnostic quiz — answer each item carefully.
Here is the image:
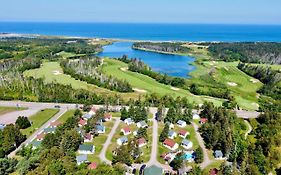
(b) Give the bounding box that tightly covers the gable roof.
[79,144,94,152]
[44,127,55,133]
[125,118,132,122]
[215,150,223,157]
[0,124,6,130]
[84,133,92,140]
[144,165,163,175]
[96,125,105,131]
[36,132,46,140]
[200,118,208,123]
[83,113,92,119]
[179,129,188,136]
[163,138,176,148]
[30,140,42,147]
[122,127,131,133]
[168,130,176,137]
[88,162,97,170]
[79,119,87,126]
[182,139,191,145]
[177,120,186,125]
[50,120,62,127]
[137,137,146,145]
[119,136,128,143]
[104,113,112,119]
[76,154,88,163]
[138,121,148,127]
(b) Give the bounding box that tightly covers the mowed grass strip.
[0,106,27,115]
[21,109,59,136]
[57,109,76,123]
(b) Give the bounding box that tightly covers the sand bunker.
[171,87,180,91]
[250,79,258,83]
[227,82,237,86]
[120,67,128,72]
[53,70,62,75]
[133,88,147,93]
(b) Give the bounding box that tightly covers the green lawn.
[57,110,76,123]
[56,51,85,59]
[0,106,27,115]
[21,109,59,136]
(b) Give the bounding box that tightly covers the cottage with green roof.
[144,165,163,175]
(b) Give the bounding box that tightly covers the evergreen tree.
[159,123,169,142]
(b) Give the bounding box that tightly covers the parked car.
[54,105,61,108]
[139,164,146,175]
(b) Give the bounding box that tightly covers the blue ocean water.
[97,42,195,77]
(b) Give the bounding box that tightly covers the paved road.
[0,108,42,124]
[192,122,214,169]
[99,118,121,164]
[8,108,68,157]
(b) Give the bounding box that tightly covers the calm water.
[97,42,195,77]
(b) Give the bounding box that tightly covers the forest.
[133,42,191,54]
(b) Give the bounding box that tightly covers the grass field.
[21,109,59,136]
[57,109,76,123]
[0,106,27,115]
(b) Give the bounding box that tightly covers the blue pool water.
[182,153,193,160]
[97,42,196,77]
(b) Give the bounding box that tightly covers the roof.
[50,120,62,127]
[179,130,188,136]
[76,154,88,162]
[119,136,128,143]
[88,162,97,170]
[122,127,131,133]
[84,133,92,140]
[104,113,112,119]
[182,139,191,145]
[79,144,94,152]
[163,138,176,147]
[177,120,186,125]
[168,130,176,137]
[0,124,5,130]
[30,140,42,147]
[83,113,92,119]
[79,119,87,126]
[125,118,132,122]
[44,127,55,133]
[96,125,105,131]
[137,137,146,145]
[209,168,219,175]
[215,150,223,157]
[144,165,163,175]
[138,121,148,126]
[200,118,208,123]
[36,132,46,140]
[91,107,97,112]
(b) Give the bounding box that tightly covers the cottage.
[117,136,128,145]
[200,118,208,124]
[137,137,147,148]
[177,120,187,128]
[178,130,189,138]
[124,118,133,125]
[121,127,131,135]
[181,139,193,149]
[0,124,6,130]
[78,144,95,154]
[133,130,138,136]
[168,130,177,139]
[83,113,92,120]
[163,138,178,150]
[84,133,93,142]
[50,120,62,128]
[167,122,174,129]
[43,127,56,134]
[88,162,97,170]
[96,125,105,134]
[78,119,87,127]
[104,113,112,121]
[144,165,163,175]
[214,150,223,159]
[36,132,46,141]
[30,140,42,150]
[76,154,88,165]
[89,107,97,116]
[209,168,219,175]
[192,113,200,120]
[137,121,148,128]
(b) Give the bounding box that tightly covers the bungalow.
[78,144,95,154]
[82,113,92,120]
[78,118,87,127]
[192,113,200,120]
[177,120,187,128]
[89,107,97,116]
[163,138,178,150]
[214,150,223,159]
[117,136,128,145]
[144,165,163,175]
[0,124,5,130]
[104,113,112,121]
[137,121,148,128]
[50,120,62,128]
[30,140,42,150]
[36,132,46,141]
[178,130,189,138]
[181,139,193,149]
[88,162,97,170]
[209,168,219,175]
[168,130,177,139]
[83,133,93,142]
[124,118,133,125]
[43,127,56,134]
[200,118,208,124]
[96,125,105,134]
[76,154,88,165]
[137,137,147,148]
[121,127,131,136]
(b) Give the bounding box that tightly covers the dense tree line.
[120,103,148,122]
[133,42,191,54]
[190,83,232,100]
[204,42,281,64]
[0,57,41,74]
[60,57,133,92]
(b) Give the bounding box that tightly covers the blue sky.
[1,0,281,24]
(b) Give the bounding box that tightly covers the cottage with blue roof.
[214,150,224,159]
[96,125,105,134]
[78,144,95,154]
[181,139,193,149]
[0,124,5,130]
[76,154,88,165]
[29,140,42,150]
[168,130,177,139]
[137,121,148,128]
[117,136,128,145]
[43,127,56,134]
[177,120,187,128]
[82,113,92,120]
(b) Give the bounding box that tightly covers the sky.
[0,0,281,24]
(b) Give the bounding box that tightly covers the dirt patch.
[133,88,147,93]
[171,87,180,91]
[250,79,258,83]
[52,70,62,75]
[227,82,237,86]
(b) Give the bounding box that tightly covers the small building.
[137,137,147,148]
[178,130,189,138]
[117,136,128,145]
[168,130,177,139]
[121,127,131,135]
[82,113,92,120]
[83,133,93,142]
[50,120,62,128]
[89,107,97,116]
[79,119,87,127]
[167,122,174,129]
[144,165,163,175]
[30,140,42,150]
[0,124,6,130]
[214,150,223,159]
[43,127,56,134]
[133,130,138,136]
[181,139,193,149]
[200,118,208,124]
[193,113,200,120]
[124,118,133,125]
[96,125,105,134]
[104,113,112,121]
[209,168,219,175]
[78,144,95,154]
[36,132,46,141]
[76,154,88,165]
[137,121,148,128]
[163,138,178,150]
[88,162,97,170]
[177,120,187,128]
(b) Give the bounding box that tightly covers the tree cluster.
[120,104,148,123]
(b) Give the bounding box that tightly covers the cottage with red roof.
[89,107,97,115]
[178,130,189,138]
[88,162,97,170]
[209,168,218,175]
[50,120,62,128]
[84,133,93,142]
[121,127,131,135]
[36,132,46,141]
[104,113,112,122]
[137,137,147,148]
[79,118,87,127]
[200,118,208,124]
[163,138,178,150]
